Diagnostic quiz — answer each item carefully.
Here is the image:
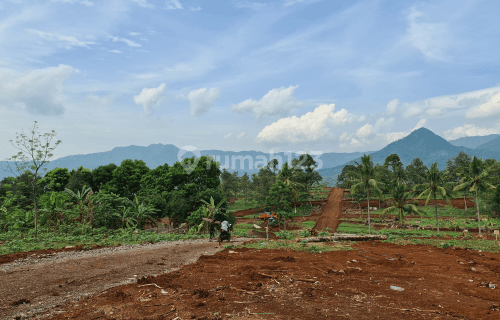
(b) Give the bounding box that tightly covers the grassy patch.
[301,221,316,229]
[238,240,352,253]
[227,199,259,212]
[392,238,500,253]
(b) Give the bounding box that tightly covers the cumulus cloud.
[190,7,201,11]
[223,133,232,139]
[231,85,306,119]
[108,49,122,54]
[186,88,220,116]
[356,124,372,139]
[466,92,500,118]
[374,117,395,132]
[131,0,154,8]
[28,29,96,49]
[256,104,352,144]
[443,124,499,140]
[412,119,427,131]
[237,132,245,139]
[0,64,76,115]
[165,0,183,10]
[133,83,167,116]
[128,32,141,36]
[402,104,423,118]
[386,99,398,115]
[235,1,267,10]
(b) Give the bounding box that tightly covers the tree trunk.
[476,189,481,235]
[399,208,403,226]
[33,185,38,238]
[367,187,371,235]
[434,191,439,236]
[463,191,468,212]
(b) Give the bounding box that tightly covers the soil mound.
[313,188,343,232]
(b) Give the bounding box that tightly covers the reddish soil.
[313,188,342,232]
[45,241,500,319]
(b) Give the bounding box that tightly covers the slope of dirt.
[342,198,476,210]
[46,241,500,320]
[313,187,343,232]
[0,238,252,320]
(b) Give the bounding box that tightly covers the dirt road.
[313,187,343,232]
[0,238,251,320]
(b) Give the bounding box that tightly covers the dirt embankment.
[342,198,476,210]
[313,188,343,232]
[45,241,500,320]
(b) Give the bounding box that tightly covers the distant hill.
[0,144,368,181]
[448,134,500,149]
[476,135,500,153]
[318,128,500,186]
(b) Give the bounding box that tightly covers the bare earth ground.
[0,238,252,320]
[43,241,500,320]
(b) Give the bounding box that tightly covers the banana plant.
[64,185,92,224]
[39,192,67,232]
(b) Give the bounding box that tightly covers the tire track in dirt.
[313,187,344,232]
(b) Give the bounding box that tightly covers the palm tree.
[454,156,495,235]
[199,196,226,233]
[277,162,305,214]
[382,183,423,226]
[414,163,455,235]
[115,206,139,229]
[350,154,383,234]
[64,185,92,224]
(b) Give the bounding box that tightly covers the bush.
[306,245,322,253]
[275,230,295,240]
[299,230,311,238]
[318,229,330,237]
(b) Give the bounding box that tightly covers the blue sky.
[1,0,500,161]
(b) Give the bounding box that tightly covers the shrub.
[299,230,311,238]
[275,230,295,240]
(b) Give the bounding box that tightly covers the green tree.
[414,163,455,235]
[64,185,92,224]
[65,166,93,194]
[38,191,72,232]
[405,158,428,187]
[39,167,71,193]
[91,163,117,193]
[1,121,61,237]
[129,194,158,230]
[446,151,472,211]
[350,154,382,234]
[454,156,495,234]
[265,180,293,230]
[277,161,305,214]
[101,159,150,199]
[297,154,322,205]
[381,183,423,226]
[239,172,252,205]
[335,164,357,188]
[220,169,240,199]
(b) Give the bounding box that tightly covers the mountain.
[318,128,500,185]
[448,134,500,149]
[0,144,368,181]
[476,135,500,153]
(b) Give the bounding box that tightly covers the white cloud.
[386,99,398,115]
[466,92,500,118]
[402,104,423,118]
[50,0,94,6]
[28,29,96,49]
[412,118,427,131]
[108,49,122,54]
[231,85,306,119]
[237,132,245,139]
[190,7,201,11]
[109,36,141,47]
[256,104,352,144]
[0,64,76,115]
[133,73,160,79]
[283,0,319,6]
[128,32,142,36]
[443,124,499,140]
[386,131,409,143]
[235,1,267,10]
[404,7,450,60]
[131,0,154,8]
[356,124,372,139]
[165,0,183,10]
[374,117,395,132]
[133,83,167,116]
[186,88,220,116]
[223,133,232,139]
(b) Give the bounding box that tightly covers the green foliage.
[265,180,293,229]
[318,229,330,237]
[299,230,311,238]
[65,166,93,194]
[39,167,71,193]
[275,230,295,240]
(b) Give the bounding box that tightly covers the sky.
[1,0,500,162]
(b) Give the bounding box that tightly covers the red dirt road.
[313,188,343,232]
[46,241,500,319]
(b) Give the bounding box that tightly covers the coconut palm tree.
[453,156,495,235]
[277,162,305,214]
[350,154,383,235]
[414,163,456,235]
[64,185,92,224]
[382,183,423,226]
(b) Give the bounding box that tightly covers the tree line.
[336,151,500,235]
